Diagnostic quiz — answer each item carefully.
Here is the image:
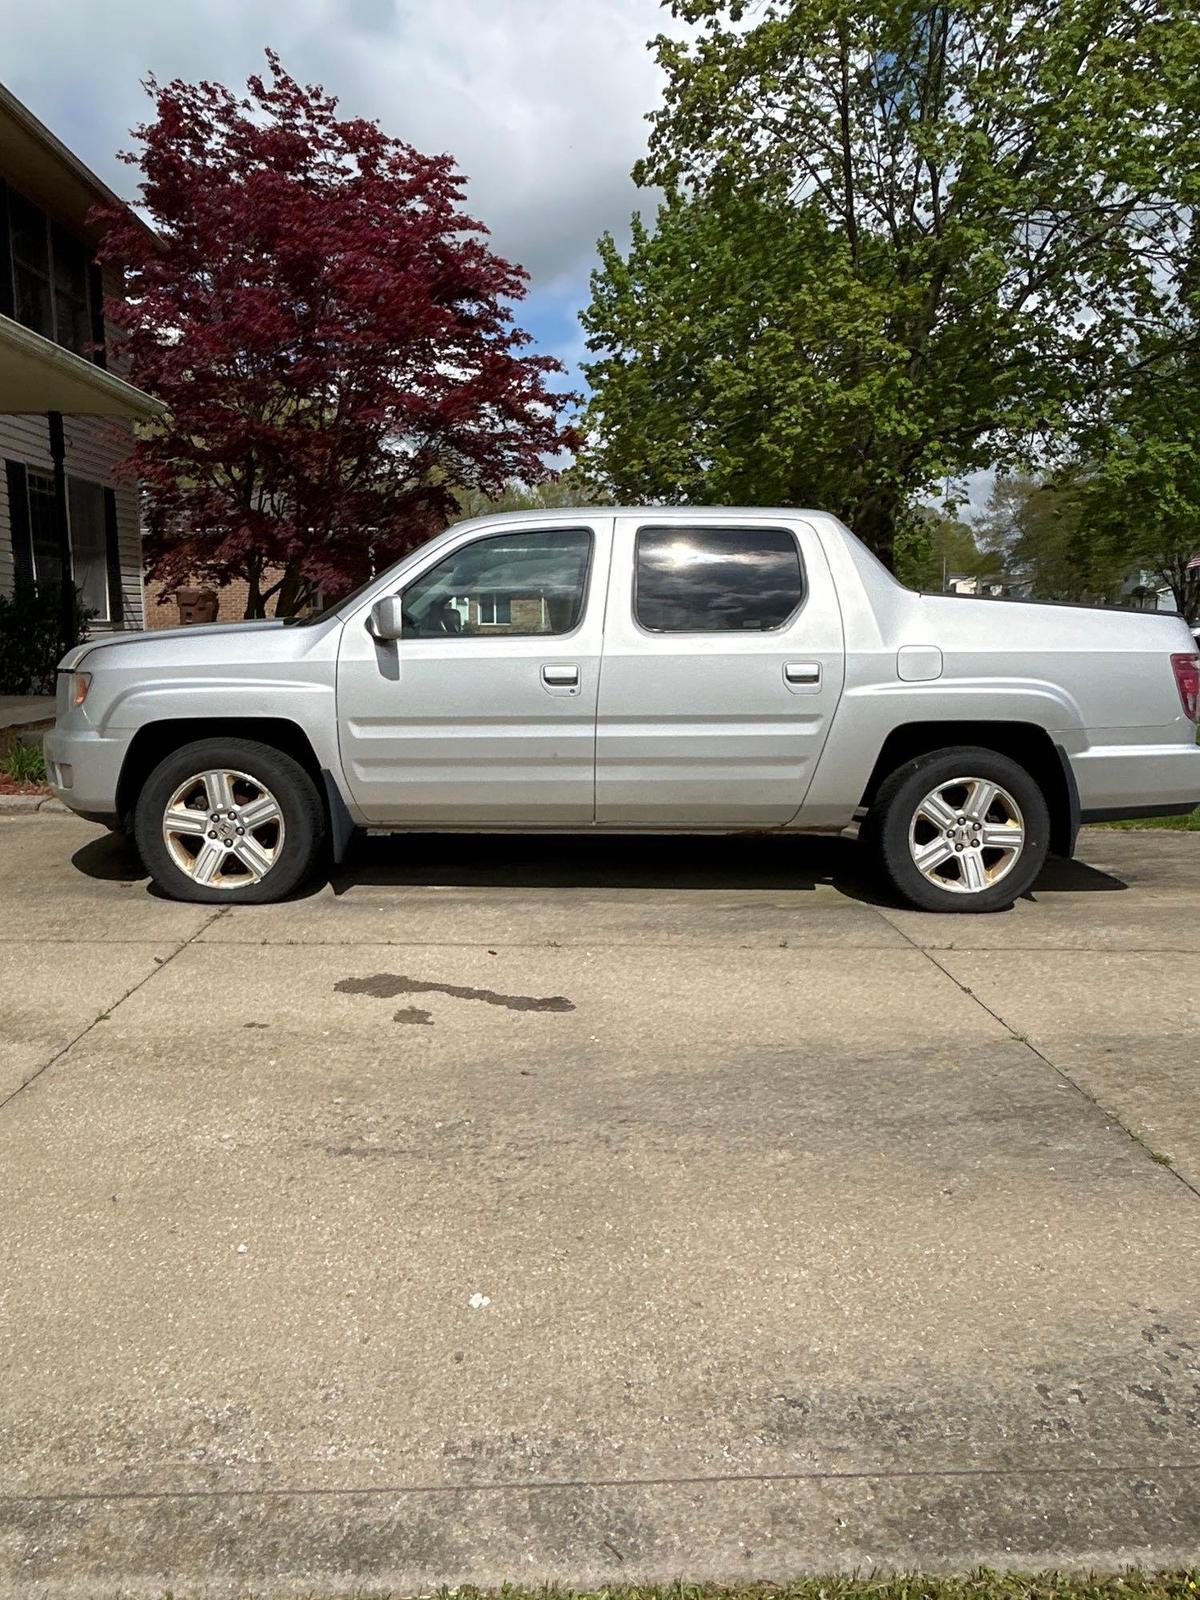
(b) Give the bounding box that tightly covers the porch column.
[47,409,73,652]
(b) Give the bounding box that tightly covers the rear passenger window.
[634,526,805,632]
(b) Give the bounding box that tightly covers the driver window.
[401,527,592,639]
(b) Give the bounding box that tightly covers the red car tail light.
[1172,652,1200,721]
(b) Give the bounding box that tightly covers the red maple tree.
[96,52,577,616]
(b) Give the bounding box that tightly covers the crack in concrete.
[0,905,229,1119]
[3,1457,1199,1505]
[878,906,1200,1207]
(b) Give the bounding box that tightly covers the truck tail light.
[1171,653,1200,721]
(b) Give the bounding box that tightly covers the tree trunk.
[1159,556,1200,623]
[274,561,308,618]
[850,490,900,572]
[1173,570,1200,623]
[243,553,265,620]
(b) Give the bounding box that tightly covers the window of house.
[67,478,110,619]
[9,191,54,342]
[51,225,92,355]
[401,528,592,638]
[27,471,63,588]
[4,187,97,357]
[23,470,111,621]
[634,525,805,633]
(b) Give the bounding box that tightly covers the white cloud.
[0,0,684,307]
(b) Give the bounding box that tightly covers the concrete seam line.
[179,938,1197,953]
[185,939,914,951]
[879,909,1200,1208]
[4,1459,1200,1505]
[0,905,229,1119]
[0,939,192,946]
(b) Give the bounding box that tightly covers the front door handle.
[784,661,821,686]
[541,662,580,695]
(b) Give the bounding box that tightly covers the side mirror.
[369,595,405,641]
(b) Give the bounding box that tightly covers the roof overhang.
[0,80,155,244]
[0,313,164,419]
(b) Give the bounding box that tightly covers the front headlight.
[70,671,92,707]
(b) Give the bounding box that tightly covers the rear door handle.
[541,662,580,695]
[784,661,821,686]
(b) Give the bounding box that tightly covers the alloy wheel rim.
[907,775,1025,895]
[162,768,286,887]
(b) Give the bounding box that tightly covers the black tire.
[133,737,326,904]
[866,745,1050,913]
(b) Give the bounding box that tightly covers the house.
[145,572,284,629]
[944,571,1023,598]
[1120,567,1199,617]
[0,81,161,637]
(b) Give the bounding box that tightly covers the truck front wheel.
[133,737,326,904]
[866,746,1050,913]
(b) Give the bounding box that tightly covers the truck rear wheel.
[133,737,325,904]
[866,746,1050,913]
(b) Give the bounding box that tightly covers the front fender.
[99,679,343,774]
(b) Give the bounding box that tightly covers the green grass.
[416,1579,1200,1600]
[199,1579,1200,1600]
[1095,807,1200,831]
[0,742,45,784]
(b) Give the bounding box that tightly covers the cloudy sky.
[0,0,688,401]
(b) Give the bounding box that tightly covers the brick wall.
[145,570,286,629]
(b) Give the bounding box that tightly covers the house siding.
[0,411,143,630]
[2,143,149,633]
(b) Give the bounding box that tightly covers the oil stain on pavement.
[335,973,575,1015]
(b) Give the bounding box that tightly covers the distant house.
[0,81,160,634]
[1125,565,1199,617]
[448,589,574,634]
[944,571,1025,598]
[144,575,259,629]
[144,569,310,630]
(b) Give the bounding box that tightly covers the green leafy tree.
[1072,303,1200,619]
[894,507,986,592]
[454,471,600,521]
[973,473,1129,602]
[1080,447,1200,622]
[580,0,1200,568]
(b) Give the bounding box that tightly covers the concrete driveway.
[1,814,1198,1597]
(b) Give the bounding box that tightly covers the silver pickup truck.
[46,507,1200,912]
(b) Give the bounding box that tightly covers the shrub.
[1,742,46,784]
[0,583,93,696]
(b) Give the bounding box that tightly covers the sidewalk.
[0,694,55,731]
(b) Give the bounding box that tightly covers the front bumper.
[43,725,127,823]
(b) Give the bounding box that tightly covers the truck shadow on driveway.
[70,827,1128,905]
[328,831,1129,903]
